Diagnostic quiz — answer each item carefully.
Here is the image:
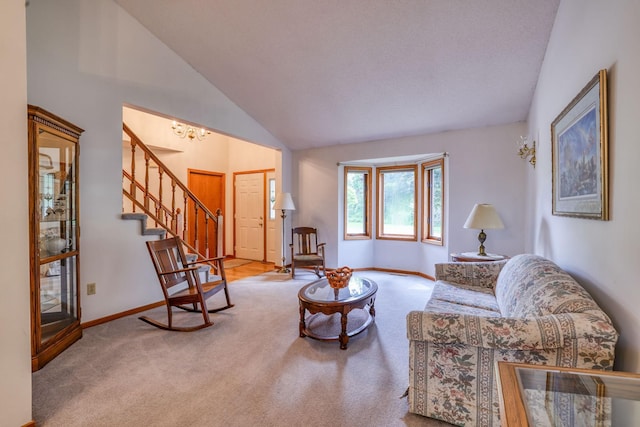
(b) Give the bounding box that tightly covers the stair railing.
[122,123,223,261]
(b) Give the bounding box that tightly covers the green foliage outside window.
[381,169,415,236]
[346,171,366,234]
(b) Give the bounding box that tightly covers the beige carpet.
[32,270,451,427]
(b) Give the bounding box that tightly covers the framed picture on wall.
[551,69,609,220]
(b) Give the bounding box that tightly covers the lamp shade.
[273,192,296,211]
[463,204,504,230]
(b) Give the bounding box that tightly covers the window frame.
[421,158,445,245]
[343,166,372,240]
[376,165,418,241]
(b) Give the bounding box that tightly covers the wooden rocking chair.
[141,236,233,331]
[290,227,326,278]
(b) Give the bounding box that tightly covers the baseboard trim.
[81,301,164,329]
[81,268,433,329]
[352,266,435,282]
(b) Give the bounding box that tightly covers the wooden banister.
[122,123,222,263]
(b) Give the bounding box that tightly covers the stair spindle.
[130,140,136,211]
[144,153,150,211]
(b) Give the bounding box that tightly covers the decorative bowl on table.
[326,266,353,289]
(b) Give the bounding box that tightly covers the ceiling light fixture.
[171,120,210,141]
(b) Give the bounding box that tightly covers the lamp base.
[277,255,290,274]
[477,229,487,256]
[278,211,290,274]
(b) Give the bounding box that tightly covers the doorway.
[188,169,225,258]
[234,170,275,261]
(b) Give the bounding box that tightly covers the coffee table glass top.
[300,275,376,303]
[514,365,640,426]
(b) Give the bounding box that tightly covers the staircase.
[121,123,223,265]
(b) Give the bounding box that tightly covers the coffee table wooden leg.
[299,303,307,338]
[339,312,349,349]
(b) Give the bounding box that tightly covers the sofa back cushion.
[495,254,604,318]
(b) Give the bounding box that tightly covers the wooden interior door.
[188,169,224,258]
[235,172,265,260]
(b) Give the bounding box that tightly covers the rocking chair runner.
[290,227,326,278]
[142,236,233,331]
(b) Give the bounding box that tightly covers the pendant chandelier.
[171,121,210,141]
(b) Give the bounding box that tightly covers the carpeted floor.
[32,270,451,427]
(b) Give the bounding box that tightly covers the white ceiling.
[114,0,560,151]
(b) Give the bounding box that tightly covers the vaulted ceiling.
[114,0,560,151]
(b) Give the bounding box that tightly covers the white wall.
[528,0,640,372]
[1,2,32,425]
[293,122,528,277]
[26,0,289,322]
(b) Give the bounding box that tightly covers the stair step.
[121,213,167,238]
[144,228,167,236]
[121,213,147,221]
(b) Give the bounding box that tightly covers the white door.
[235,173,265,260]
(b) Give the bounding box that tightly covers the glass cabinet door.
[37,128,79,346]
[29,104,83,371]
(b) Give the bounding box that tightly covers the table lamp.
[463,203,504,256]
[273,192,296,273]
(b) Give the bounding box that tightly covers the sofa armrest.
[407,311,618,354]
[434,260,507,290]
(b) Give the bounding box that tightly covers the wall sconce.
[171,120,211,141]
[517,136,536,167]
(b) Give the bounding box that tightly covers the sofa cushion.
[424,298,501,317]
[495,254,606,318]
[435,259,507,289]
[430,281,501,313]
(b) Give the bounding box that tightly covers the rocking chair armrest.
[157,265,200,276]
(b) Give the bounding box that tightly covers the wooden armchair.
[142,236,233,331]
[290,227,326,278]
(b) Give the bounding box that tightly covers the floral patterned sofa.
[406,254,619,426]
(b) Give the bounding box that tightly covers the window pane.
[269,178,276,220]
[381,169,415,236]
[346,170,367,235]
[422,158,444,244]
[430,166,442,238]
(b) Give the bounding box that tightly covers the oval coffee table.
[298,275,377,349]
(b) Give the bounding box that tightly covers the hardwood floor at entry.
[225,261,276,282]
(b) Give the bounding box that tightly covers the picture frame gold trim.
[551,69,609,220]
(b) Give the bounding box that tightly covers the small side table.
[450,252,507,262]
